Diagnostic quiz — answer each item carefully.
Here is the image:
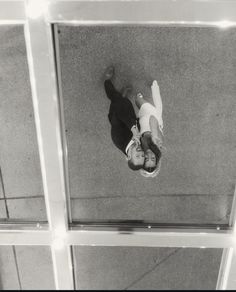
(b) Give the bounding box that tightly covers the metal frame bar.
[52,23,73,224]
[48,0,236,25]
[70,220,229,230]
[0,227,234,248]
[0,228,234,248]
[217,184,236,290]
[0,0,236,290]
[229,184,236,228]
[0,1,25,24]
[23,0,73,288]
[67,229,235,249]
[216,248,234,290]
[0,231,52,245]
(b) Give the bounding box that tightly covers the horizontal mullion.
[0,221,48,230]
[67,229,234,248]
[70,220,229,231]
[0,228,233,247]
[0,231,51,245]
[48,0,236,24]
[1,1,236,24]
[0,1,25,24]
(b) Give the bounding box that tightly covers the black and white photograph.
[0,0,236,290]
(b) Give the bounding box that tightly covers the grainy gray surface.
[74,246,222,290]
[58,26,236,222]
[0,247,20,290]
[0,170,3,198]
[0,246,55,290]
[15,246,55,290]
[0,200,6,218]
[0,26,44,199]
[71,194,232,223]
[7,197,47,220]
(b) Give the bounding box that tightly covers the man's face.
[144,149,156,169]
[128,142,145,166]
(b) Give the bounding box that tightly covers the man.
[135,80,164,177]
[103,66,145,171]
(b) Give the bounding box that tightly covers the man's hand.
[131,125,139,137]
[131,125,141,144]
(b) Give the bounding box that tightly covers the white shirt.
[125,138,135,156]
[138,80,163,135]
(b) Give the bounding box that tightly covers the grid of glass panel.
[0,0,236,290]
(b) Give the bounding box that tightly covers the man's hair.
[126,140,144,171]
[127,159,143,171]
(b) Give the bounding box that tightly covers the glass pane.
[73,246,222,290]
[0,246,55,290]
[0,26,46,220]
[57,25,236,224]
[0,201,7,219]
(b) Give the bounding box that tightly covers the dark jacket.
[105,80,136,154]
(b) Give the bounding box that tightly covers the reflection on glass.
[57,25,236,223]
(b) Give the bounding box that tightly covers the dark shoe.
[104,66,115,80]
[121,85,133,98]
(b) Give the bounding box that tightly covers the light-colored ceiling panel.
[7,197,47,221]
[0,26,44,198]
[15,246,55,290]
[71,194,232,223]
[0,200,6,218]
[0,246,20,290]
[74,246,175,290]
[129,248,222,290]
[74,246,222,290]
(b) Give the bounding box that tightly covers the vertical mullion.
[24,0,73,289]
[216,184,236,290]
[229,184,236,228]
[52,24,73,224]
[216,248,233,290]
[223,249,236,290]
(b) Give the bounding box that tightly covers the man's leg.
[104,79,123,102]
[103,66,123,102]
[104,66,136,130]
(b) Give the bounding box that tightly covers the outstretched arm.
[149,115,163,147]
[151,80,163,133]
